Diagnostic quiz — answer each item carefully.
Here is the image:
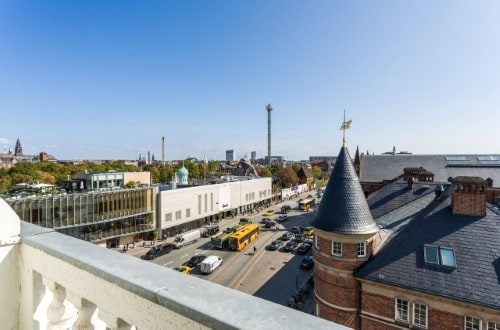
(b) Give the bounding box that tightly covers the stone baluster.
[98,309,133,330]
[43,279,77,329]
[66,293,97,330]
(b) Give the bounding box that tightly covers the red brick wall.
[452,192,486,216]
[315,298,359,329]
[315,270,359,309]
[361,289,464,330]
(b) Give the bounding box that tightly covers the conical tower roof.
[311,145,378,234]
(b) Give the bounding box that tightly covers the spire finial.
[339,109,352,146]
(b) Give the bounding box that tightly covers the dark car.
[283,240,298,252]
[280,231,294,241]
[294,234,305,243]
[142,243,173,260]
[301,255,314,269]
[265,221,276,228]
[184,254,207,268]
[296,243,311,255]
[291,226,303,234]
[280,205,291,214]
[267,240,283,251]
[261,217,272,224]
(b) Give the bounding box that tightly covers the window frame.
[424,244,439,264]
[424,244,456,268]
[413,302,428,328]
[439,247,456,267]
[331,241,342,257]
[395,298,409,323]
[465,316,482,330]
[487,321,500,330]
[357,241,366,258]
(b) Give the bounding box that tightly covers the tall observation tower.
[266,103,273,169]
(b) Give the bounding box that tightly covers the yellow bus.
[228,224,260,251]
[299,197,315,211]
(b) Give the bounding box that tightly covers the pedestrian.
[253,246,257,254]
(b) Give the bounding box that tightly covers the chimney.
[449,176,488,217]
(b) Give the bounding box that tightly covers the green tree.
[311,166,323,180]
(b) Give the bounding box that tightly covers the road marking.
[164,261,172,266]
[180,254,189,259]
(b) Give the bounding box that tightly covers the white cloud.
[0,138,10,145]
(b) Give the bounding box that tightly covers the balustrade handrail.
[18,222,343,330]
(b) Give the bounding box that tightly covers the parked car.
[184,254,207,268]
[261,217,272,224]
[301,255,314,269]
[294,234,305,243]
[291,226,303,234]
[283,240,298,252]
[265,221,276,228]
[174,265,192,274]
[303,227,314,236]
[267,239,283,251]
[296,243,311,255]
[141,243,174,260]
[280,231,294,241]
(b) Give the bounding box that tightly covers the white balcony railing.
[0,198,346,330]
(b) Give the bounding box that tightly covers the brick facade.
[359,283,499,330]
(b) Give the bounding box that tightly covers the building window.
[198,195,201,215]
[424,245,439,264]
[175,210,181,220]
[186,208,190,218]
[395,298,409,323]
[440,247,456,267]
[488,322,500,330]
[413,303,428,328]
[357,242,366,257]
[315,235,319,250]
[165,213,172,223]
[465,316,482,330]
[332,241,342,256]
[424,244,456,267]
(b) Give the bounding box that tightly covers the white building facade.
[158,177,272,234]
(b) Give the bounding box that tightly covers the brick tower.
[310,143,380,328]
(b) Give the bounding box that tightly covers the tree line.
[0,159,328,193]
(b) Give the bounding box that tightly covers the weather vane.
[339,109,352,146]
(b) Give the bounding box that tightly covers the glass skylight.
[424,245,456,268]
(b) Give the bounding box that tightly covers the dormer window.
[424,244,456,268]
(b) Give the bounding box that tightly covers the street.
[122,191,319,314]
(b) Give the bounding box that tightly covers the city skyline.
[1,1,499,161]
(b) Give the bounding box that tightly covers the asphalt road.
[124,191,321,314]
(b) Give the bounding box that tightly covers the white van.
[200,255,223,274]
[173,229,201,249]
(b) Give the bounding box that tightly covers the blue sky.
[0,1,498,161]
